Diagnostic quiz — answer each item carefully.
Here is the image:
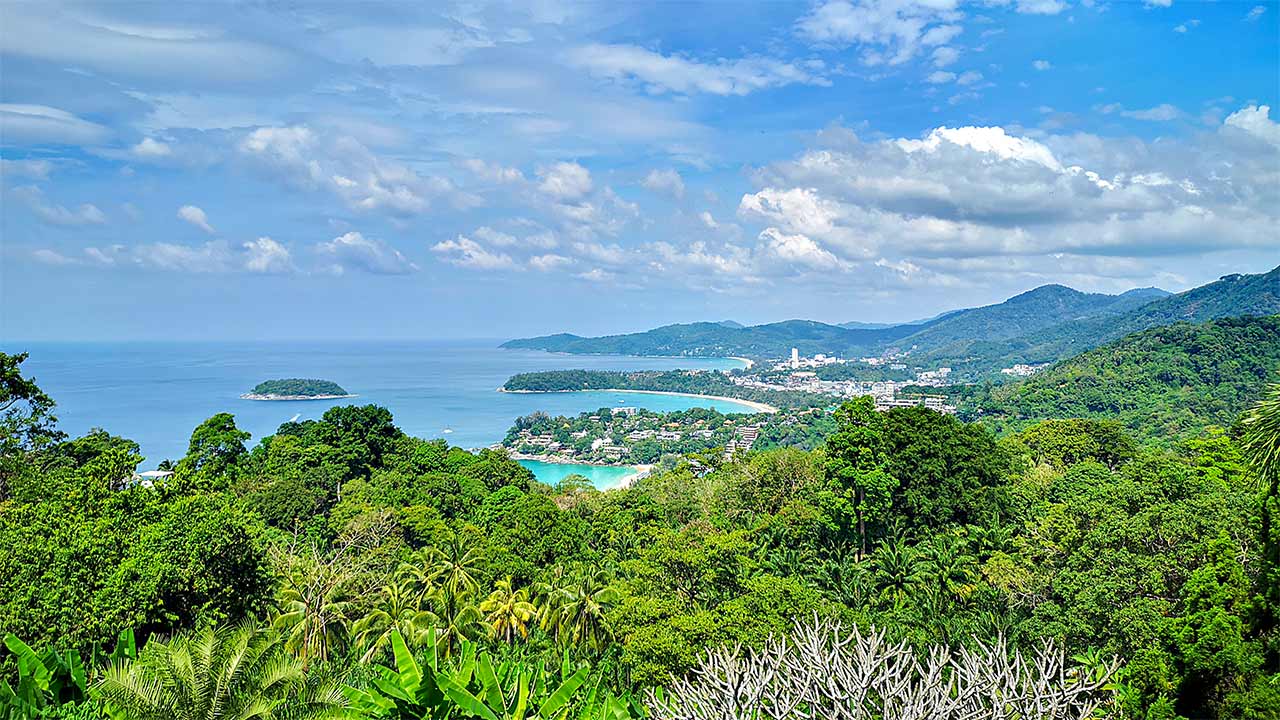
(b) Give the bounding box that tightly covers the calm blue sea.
[9,340,748,485]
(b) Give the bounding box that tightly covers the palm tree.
[352,577,439,662]
[272,571,354,668]
[548,570,619,654]
[433,594,486,656]
[1242,383,1280,669]
[430,537,482,600]
[870,538,922,608]
[480,577,539,643]
[917,536,978,602]
[95,623,347,720]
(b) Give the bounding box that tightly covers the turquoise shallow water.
[9,339,752,467]
[517,460,640,490]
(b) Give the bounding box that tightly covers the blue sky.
[2,0,1277,341]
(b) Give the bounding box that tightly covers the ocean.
[9,340,750,486]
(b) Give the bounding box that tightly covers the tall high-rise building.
[791,347,799,368]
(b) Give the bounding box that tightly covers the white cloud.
[1144,0,1172,7]
[11,186,107,226]
[177,204,215,234]
[732,110,1277,278]
[931,46,960,67]
[462,159,525,184]
[699,211,720,229]
[537,161,593,200]
[472,226,519,247]
[0,159,54,180]
[316,231,416,275]
[431,236,518,270]
[240,125,463,216]
[1015,0,1067,15]
[243,237,294,273]
[564,43,828,96]
[136,240,235,273]
[796,0,965,66]
[1032,59,1052,71]
[1121,103,1180,121]
[575,268,617,283]
[956,70,984,85]
[528,253,573,271]
[1173,19,1200,33]
[641,168,685,199]
[1224,105,1280,148]
[895,126,1064,171]
[131,137,172,158]
[0,104,110,145]
[759,227,847,270]
[32,248,78,266]
[1245,5,1266,21]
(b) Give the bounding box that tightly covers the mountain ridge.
[502,267,1277,377]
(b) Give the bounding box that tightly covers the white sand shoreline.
[498,387,778,413]
[727,356,755,370]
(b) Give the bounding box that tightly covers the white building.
[791,347,800,368]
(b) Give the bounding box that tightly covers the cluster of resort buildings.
[740,348,959,414]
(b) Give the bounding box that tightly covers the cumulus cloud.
[641,168,685,199]
[132,137,172,158]
[564,44,828,96]
[926,71,957,84]
[239,125,465,216]
[316,231,416,275]
[759,228,847,270]
[136,240,236,272]
[1032,59,1052,71]
[431,235,518,270]
[177,204,215,234]
[11,186,107,226]
[243,237,294,273]
[537,162,593,200]
[1245,5,1266,20]
[1223,105,1280,147]
[732,108,1277,288]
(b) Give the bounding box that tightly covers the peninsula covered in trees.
[241,378,354,401]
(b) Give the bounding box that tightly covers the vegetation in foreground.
[2,343,1278,719]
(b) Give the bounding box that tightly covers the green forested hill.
[502,284,1169,360]
[972,315,1280,439]
[942,266,1280,374]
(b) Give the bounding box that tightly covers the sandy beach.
[499,387,778,413]
[727,356,756,370]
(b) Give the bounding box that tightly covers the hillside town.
[733,347,959,414]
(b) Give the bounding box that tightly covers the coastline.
[240,393,359,401]
[498,387,778,413]
[510,453,654,490]
[727,356,755,370]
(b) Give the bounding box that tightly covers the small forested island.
[240,378,355,400]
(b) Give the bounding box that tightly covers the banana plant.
[345,629,646,719]
[1,633,88,717]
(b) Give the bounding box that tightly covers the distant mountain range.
[502,266,1280,378]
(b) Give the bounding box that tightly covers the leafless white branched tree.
[647,615,1119,720]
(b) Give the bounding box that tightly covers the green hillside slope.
[971,315,1280,440]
